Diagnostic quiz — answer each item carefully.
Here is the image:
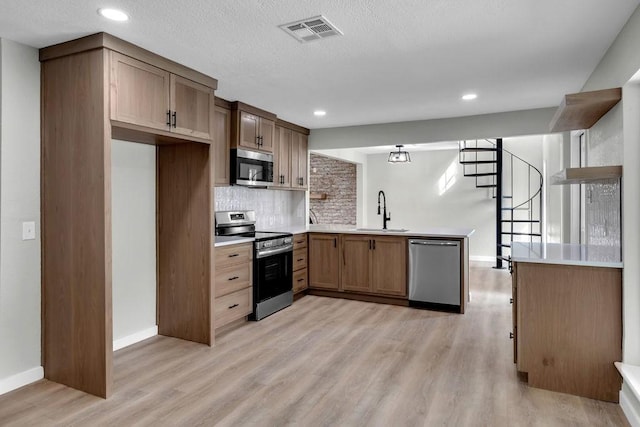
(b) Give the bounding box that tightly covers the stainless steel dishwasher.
[408,239,461,312]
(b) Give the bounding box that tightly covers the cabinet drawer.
[215,243,252,268]
[293,248,307,271]
[215,263,251,297]
[293,268,308,293]
[293,234,307,250]
[215,287,252,328]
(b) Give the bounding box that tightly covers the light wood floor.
[0,263,628,426]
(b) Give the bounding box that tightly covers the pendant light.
[388,145,411,163]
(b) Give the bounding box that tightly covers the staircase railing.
[459,139,543,268]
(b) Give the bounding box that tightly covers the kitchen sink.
[354,228,409,232]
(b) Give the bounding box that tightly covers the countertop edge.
[511,257,623,269]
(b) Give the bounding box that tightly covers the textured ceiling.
[0,0,638,129]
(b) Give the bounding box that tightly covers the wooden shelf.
[549,88,621,133]
[310,192,327,200]
[550,166,622,185]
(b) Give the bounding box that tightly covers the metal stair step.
[459,147,497,152]
[497,255,511,262]
[498,243,511,248]
[477,184,497,188]
[460,160,497,165]
[501,219,540,223]
[501,232,542,237]
[464,172,497,177]
[501,207,530,211]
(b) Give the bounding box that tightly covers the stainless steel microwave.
[231,148,274,187]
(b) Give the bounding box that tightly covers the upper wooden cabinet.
[273,119,310,190]
[308,233,340,290]
[214,99,231,186]
[110,51,214,141]
[230,102,276,153]
[273,126,292,187]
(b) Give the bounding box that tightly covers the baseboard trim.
[113,326,158,351]
[0,366,44,396]
[620,383,640,427]
[470,256,495,262]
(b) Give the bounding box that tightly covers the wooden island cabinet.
[511,243,623,402]
[40,32,217,398]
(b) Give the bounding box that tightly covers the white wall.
[215,187,306,230]
[542,133,566,243]
[0,39,42,391]
[364,149,494,259]
[111,140,157,346]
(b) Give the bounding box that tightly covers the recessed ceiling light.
[314,110,326,117]
[462,93,478,101]
[98,8,129,22]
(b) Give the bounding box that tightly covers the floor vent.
[279,15,343,43]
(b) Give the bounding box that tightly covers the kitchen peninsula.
[511,241,623,402]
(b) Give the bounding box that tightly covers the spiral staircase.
[459,138,543,269]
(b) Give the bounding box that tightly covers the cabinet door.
[371,236,407,296]
[308,234,340,290]
[259,117,275,153]
[297,133,309,189]
[238,111,260,150]
[273,126,291,187]
[110,51,170,131]
[170,74,214,140]
[341,235,372,293]
[214,106,231,186]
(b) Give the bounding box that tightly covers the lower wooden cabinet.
[214,242,253,329]
[512,261,622,402]
[293,233,308,294]
[341,235,372,292]
[308,233,340,290]
[371,236,407,296]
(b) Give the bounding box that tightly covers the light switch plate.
[22,221,36,240]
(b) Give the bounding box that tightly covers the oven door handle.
[256,244,293,259]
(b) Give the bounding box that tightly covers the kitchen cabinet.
[273,126,292,187]
[512,261,622,402]
[110,51,214,141]
[371,236,407,296]
[230,102,276,153]
[215,243,253,329]
[291,131,309,189]
[40,32,217,398]
[272,121,310,190]
[340,235,407,296]
[308,233,340,290]
[293,234,308,294]
[214,100,231,186]
[341,235,372,292]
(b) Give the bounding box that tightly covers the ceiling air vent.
[279,15,343,43]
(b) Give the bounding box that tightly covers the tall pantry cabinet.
[40,33,217,398]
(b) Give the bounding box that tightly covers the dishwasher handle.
[409,240,458,247]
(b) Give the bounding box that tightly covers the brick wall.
[309,153,357,225]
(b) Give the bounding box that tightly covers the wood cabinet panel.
[514,261,622,402]
[214,288,252,328]
[290,132,308,189]
[371,236,407,296]
[215,242,252,266]
[341,236,372,293]
[238,111,259,150]
[214,106,231,186]
[259,117,275,153]
[309,234,340,290]
[293,248,308,272]
[215,263,251,297]
[110,51,170,132]
[170,74,214,140]
[293,268,308,294]
[293,233,307,250]
[273,126,292,187]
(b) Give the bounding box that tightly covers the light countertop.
[261,224,475,239]
[214,236,255,247]
[511,242,622,268]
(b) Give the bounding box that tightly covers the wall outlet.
[22,221,36,240]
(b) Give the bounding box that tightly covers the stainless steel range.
[215,211,293,320]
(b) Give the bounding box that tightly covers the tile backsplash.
[215,186,306,230]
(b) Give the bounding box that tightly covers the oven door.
[232,149,274,187]
[254,249,292,303]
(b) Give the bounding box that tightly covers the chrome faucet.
[377,190,391,230]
